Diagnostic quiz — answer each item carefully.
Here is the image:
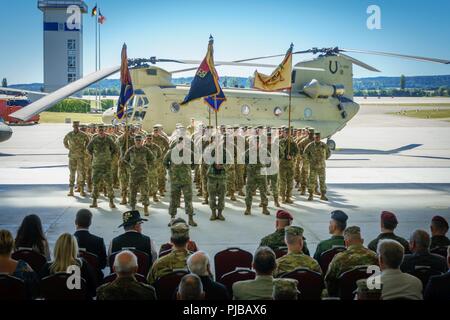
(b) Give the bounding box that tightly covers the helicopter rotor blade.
[337,53,381,72]
[10,66,120,121]
[340,48,450,65]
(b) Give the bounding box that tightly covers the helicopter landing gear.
[327,139,336,151]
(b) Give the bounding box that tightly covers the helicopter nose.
[0,122,13,143]
[344,101,360,120]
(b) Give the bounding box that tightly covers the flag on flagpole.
[204,87,226,111]
[91,4,97,16]
[98,10,106,24]
[253,44,293,91]
[180,35,221,105]
[116,44,134,120]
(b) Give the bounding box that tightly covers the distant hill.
[7,74,450,93]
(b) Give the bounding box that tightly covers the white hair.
[187,251,210,276]
[113,250,138,274]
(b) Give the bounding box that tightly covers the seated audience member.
[259,210,310,255]
[160,218,199,254]
[378,240,422,300]
[232,246,276,300]
[429,215,450,250]
[368,211,410,253]
[274,226,321,277]
[97,250,156,300]
[0,229,38,297]
[424,246,450,300]
[147,222,191,285]
[177,274,205,300]
[325,226,378,297]
[313,210,348,260]
[110,210,157,263]
[272,278,299,300]
[186,251,229,300]
[15,214,51,260]
[74,209,107,270]
[400,229,448,274]
[39,233,98,298]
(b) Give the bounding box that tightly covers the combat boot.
[104,188,108,197]
[285,195,294,204]
[300,187,306,196]
[314,188,321,196]
[120,194,127,205]
[281,196,287,204]
[262,205,270,215]
[210,209,217,221]
[79,186,86,197]
[67,187,74,197]
[217,210,225,221]
[320,194,328,201]
[274,197,281,207]
[143,205,149,216]
[159,189,165,197]
[75,186,80,193]
[109,199,116,209]
[295,182,300,188]
[244,205,251,215]
[188,215,198,227]
[308,193,314,201]
[202,196,209,205]
[90,198,98,208]
[153,194,159,202]
[259,202,263,207]
[230,193,237,201]
[238,190,245,196]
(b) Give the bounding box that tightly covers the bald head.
[177,274,204,300]
[187,251,210,276]
[113,250,138,277]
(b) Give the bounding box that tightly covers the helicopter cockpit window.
[274,106,282,116]
[137,97,143,108]
[171,102,180,113]
[304,108,313,119]
[241,104,250,115]
[142,96,149,106]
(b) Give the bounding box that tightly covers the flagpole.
[287,87,292,155]
[98,15,101,111]
[214,96,218,129]
[95,11,98,111]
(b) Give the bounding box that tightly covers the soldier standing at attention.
[278,127,298,204]
[274,226,321,277]
[87,124,117,209]
[313,210,348,260]
[123,135,156,216]
[64,121,90,197]
[324,226,378,297]
[297,128,314,195]
[147,222,192,285]
[206,144,229,221]
[266,132,280,207]
[163,137,197,227]
[304,132,331,201]
[145,134,163,203]
[110,125,121,189]
[187,118,196,135]
[116,125,135,205]
[152,125,170,197]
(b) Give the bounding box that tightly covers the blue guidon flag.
[116,44,134,120]
[204,86,226,111]
[181,36,221,105]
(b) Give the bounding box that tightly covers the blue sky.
[1,0,450,84]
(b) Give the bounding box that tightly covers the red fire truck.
[0,96,40,124]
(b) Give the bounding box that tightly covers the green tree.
[1,78,7,87]
[400,74,406,90]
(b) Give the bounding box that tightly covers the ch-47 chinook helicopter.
[11,46,450,149]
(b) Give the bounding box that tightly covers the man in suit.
[368,211,410,254]
[401,229,448,274]
[378,239,423,300]
[177,274,205,300]
[424,246,450,300]
[232,246,276,300]
[74,209,107,270]
[186,251,229,300]
[110,210,157,264]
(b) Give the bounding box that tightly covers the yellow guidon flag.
[253,44,293,91]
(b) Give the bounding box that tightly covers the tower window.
[68,73,76,83]
[68,56,76,68]
[67,39,76,50]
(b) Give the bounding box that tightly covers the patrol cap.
[273,278,299,298]
[134,135,144,141]
[171,222,189,239]
[256,125,264,129]
[432,215,449,229]
[233,125,240,129]
[285,226,304,237]
[276,209,293,221]
[98,124,106,130]
[79,124,87,129]
[344,226,361,237]
[331,210,348,223]
[118,210,148,228]
[88,123,96,128]
[381,211,398,226]
[72,121,80,126]
[308,128,315,133]
[153,124,163,130]
[314,132,321,136]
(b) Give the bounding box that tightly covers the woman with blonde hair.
[39,233,98,297]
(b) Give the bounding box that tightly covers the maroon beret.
[381,211,398,225]
[432,215,449,229]
[276,210,293,221]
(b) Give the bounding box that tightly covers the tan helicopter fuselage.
[103,55,360,138]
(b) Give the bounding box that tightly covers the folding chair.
[280,268,324,300]
[214,247,253,281]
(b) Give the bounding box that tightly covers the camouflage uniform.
[110,131,120,188]
[147,248,191,285]
[298,135,314,194]
[153,134,170,195]
[123,144,156,211]
[116,131,134,203]
[278,136,298,203]
[145,139,163,200]
[63,129,90,192]
[87,133,117,205]
[163,148,195,222]
[275,252,322,276]
[324,244,378,297]
[96,276,156,300]
[244,146,269,215]
[304,139,331,199]
[207,162,228,220]
[259,228,310,256]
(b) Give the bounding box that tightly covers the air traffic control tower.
[38,0,87,93]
